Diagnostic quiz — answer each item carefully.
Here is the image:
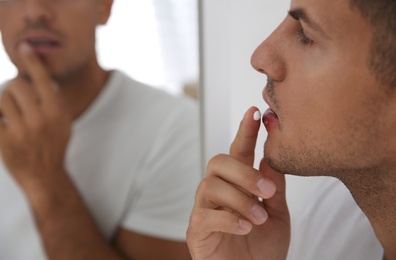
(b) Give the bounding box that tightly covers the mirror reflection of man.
[0,0,200,259]
[187,0,395,259]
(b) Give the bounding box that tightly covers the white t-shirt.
[288,177,384,260]
[0,71,202,260]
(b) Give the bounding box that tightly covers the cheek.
[0,23,20,67]
[59,16,97,56]
[278,58,359,147]
[279,76,331,142]
[279,54,385,166]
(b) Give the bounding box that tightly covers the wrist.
[20,169,74,212]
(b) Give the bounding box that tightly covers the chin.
[263,144,325,177]
[263,143,289,175]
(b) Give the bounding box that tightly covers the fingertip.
[242,107,262,126]
[231,106,262,165]
[253,110,261,121]
[244,106,259,118]
[257,178,277,199]
[17,43,35,72]
[238,219,253,234]
[19,42,33,56]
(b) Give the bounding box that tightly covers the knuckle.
[196,176,214,197]
[237,149,254,159]
[188,208,206,229]
[207,154,228,171]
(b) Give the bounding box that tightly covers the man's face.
[251,0,396,177]
[0,0,112,81]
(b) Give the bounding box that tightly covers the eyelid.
[296,28,314,45]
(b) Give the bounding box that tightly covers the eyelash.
[297,29,314,45]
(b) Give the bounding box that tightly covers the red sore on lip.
[262,108,279,131]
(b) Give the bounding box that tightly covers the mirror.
[0,0,201,259]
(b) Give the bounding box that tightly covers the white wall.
[200,0,323,216]
[200,0,289,165]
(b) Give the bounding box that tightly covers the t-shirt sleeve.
[120,99,202,241]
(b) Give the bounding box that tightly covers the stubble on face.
[264,92,389,178]
[263,61,391,180]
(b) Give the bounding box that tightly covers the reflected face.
[251,0,396,177]
[0,0,112,81]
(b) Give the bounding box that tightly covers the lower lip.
[29,44,61,55]
[262,108,279,131]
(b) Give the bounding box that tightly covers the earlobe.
[98,0,114,25]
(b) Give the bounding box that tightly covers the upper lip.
[262,88,281,119]
[263,89,275,111]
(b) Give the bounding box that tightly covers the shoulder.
[109,70,198,121]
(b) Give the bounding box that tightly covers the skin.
[0,0,190,259]
[187,107,290,260]
[187,0,396,259]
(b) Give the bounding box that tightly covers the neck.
[56,59,110,121]
[338,166,396,259]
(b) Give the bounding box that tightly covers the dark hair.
[349,0,396,87]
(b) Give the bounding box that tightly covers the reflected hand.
[0,43,72,194]
[187,107,290,260]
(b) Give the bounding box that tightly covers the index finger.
[17,43,57,107]
[230,106,261,166]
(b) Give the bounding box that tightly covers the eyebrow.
[288,8,326,35]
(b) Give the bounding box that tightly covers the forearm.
[25,170,125,260]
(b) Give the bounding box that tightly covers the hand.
[0,43,72,194]
[187,107,290,260]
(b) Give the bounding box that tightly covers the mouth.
[262,89,279,130]
[27,38,60,47]
[21,33,62,54]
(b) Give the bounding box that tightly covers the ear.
[98,0,114,25]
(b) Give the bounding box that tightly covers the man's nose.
[250,21,287,82]
[23,0,54,24]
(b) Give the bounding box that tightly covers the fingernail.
[257,178,276,198]
[253,110,261,121]
[252,204,268,223]
[239,219,252,233]
[19,43,32,55]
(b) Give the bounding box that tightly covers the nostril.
[254,67,267,75]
